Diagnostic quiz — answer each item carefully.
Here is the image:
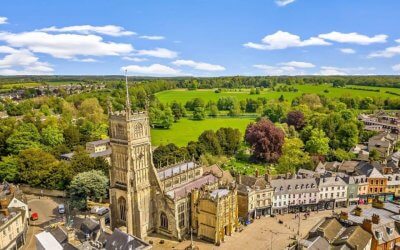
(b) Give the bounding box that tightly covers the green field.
[151,117,254,146]
[155,84,400,104]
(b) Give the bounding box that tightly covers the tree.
[68,170,108,210]
[6,123,41,154]
[305,129,330,155]
[18,148,72,189]
[286,110,305,130]
[216,128,242,155]
[277,138,311,174]
[337,123,359,150]
[244,118,285,162]
[369,149,380,161]
[198,130,222,155]
[79,98,105,123]
[42,125,65,147]
[171,101,185,122]
[209,104,219,117]
[0,155,20,182]
[70,147,108,174]
[263,103,286,123]
[192,107,206,120]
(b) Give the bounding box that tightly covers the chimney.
[362,219,372,233]
[265,173,272,183]
[372,214,380,224]
[236,174,241,185]
[255,169,259,178]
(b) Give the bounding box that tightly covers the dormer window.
[375,231,383,240]
[387,227,394,235]
[295,185,299,190]
[311,184,315,188]
[396,176,400,181]
[288,185,291,190]
[389,177,392,181]
[306,184,309,188]
[301,184,304,189]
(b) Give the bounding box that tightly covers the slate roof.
[157,161,197,180]
[203,164,233,184]
[165,174,218,200]
[317,176,347,187]
[87,139,110,146]
[270,178,318,195]
[300,236,330,250]
[332,226,372,250]
[210,189,230,198]
[105,228,151,250]
[316,218,344,242]
[49,226,68,245]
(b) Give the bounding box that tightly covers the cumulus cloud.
[254,64,298,75]
[392,64,400,72]
[122,64,181,76]
[72,58,98,63]
[318,32,387,45]
[39,25,135,37]
[279,61,315,68]
[369,40,400,58]
[318,66,375,75]
[339,48,356,54]
[172,59,225,71]
[276,0,296,6]
[136,48,178,58]
[0,49,53,75]
[139,35,165,40]
[122,56,148,62]
[0,31,133,59]
[244,31,330,50]
[0,17,8,25]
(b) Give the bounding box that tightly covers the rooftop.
[165,174,218,200]
[157,161,197,180]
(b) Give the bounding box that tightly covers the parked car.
[90,206,100,214]
[30,212,38,221]
[58,204,65,214]
[97,207,109,216]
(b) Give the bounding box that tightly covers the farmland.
[155,84,400,104]
[151,117,254,146]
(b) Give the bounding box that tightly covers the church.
[108,76,238,244]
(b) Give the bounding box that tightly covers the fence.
[19,185,67,198]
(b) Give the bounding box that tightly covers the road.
[23,195,65,250]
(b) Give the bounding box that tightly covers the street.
[23,195,65,250]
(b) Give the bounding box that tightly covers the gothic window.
[178,203,185,229]
[134,123,144,138]
[118,197,127,222]
[160,212,168,229]
[116,124,125,138]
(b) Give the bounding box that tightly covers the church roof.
[157,161,197,180]
[165,174,218,200]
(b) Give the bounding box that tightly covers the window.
[178,204,185,229]
[381,180,384,185]
[160,213,168,229]
[134,123,144,138]
[118,197,126,222]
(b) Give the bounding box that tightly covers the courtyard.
[148,208,349,250]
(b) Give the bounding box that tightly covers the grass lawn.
[155,84,400,105]
[0,82,43,89]
[151,117,255,146]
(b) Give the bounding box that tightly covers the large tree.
[277,138,311,174]
[244,118,285,162]
[286,110,305,130]
[6,123,41,154]
[68,170,108,210]
[305,128,330,155]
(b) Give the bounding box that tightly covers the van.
[97,207,109,216]
[58,204,65,214]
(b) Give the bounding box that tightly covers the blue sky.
[0,0,400,76]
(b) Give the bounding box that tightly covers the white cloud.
[392,64,400,72]
[0,49,53,75]
[339,48,356,54]
[72,58,98,63]
[0,31,133,59]
[318,66,375,75]
[369,41,400,58]
[276,0,295,6]
[122,64,181,76]
[39,25,135,37]
[244,31,330,50]
[279,61,315,68]
[0,45,18,54]
[122,56,148,62]
[172,59,225,71]
[136,48,178,58]
[0,17,8,25]
[139,35,165,40]
[318,32,387,45]
[253,64,300,75]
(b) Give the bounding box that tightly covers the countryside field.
[150,117,255,146]
[155,84,400,104]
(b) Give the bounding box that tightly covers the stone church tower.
[108,72,160,239]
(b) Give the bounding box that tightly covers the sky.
[0,0,400,76]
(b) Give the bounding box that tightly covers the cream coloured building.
[0,208,27,250]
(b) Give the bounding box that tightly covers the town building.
[0,208,28,250]
[358,113,400,134]
[317,176,347,208]
[271,177,319,214]
[385,173,400,198]
[236,173,274,221]
[192,187,238,245]
[61,138,112,161]
[368,132,397,158]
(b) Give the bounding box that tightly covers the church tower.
[108,71,158,239]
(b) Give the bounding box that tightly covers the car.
[58,204,65,214]
[90,206,100,214]
[97,207,109,216]
[30,212,38,221]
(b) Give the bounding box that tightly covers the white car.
[58,204,65,214]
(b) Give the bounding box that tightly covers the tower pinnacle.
[125,69,131,117]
